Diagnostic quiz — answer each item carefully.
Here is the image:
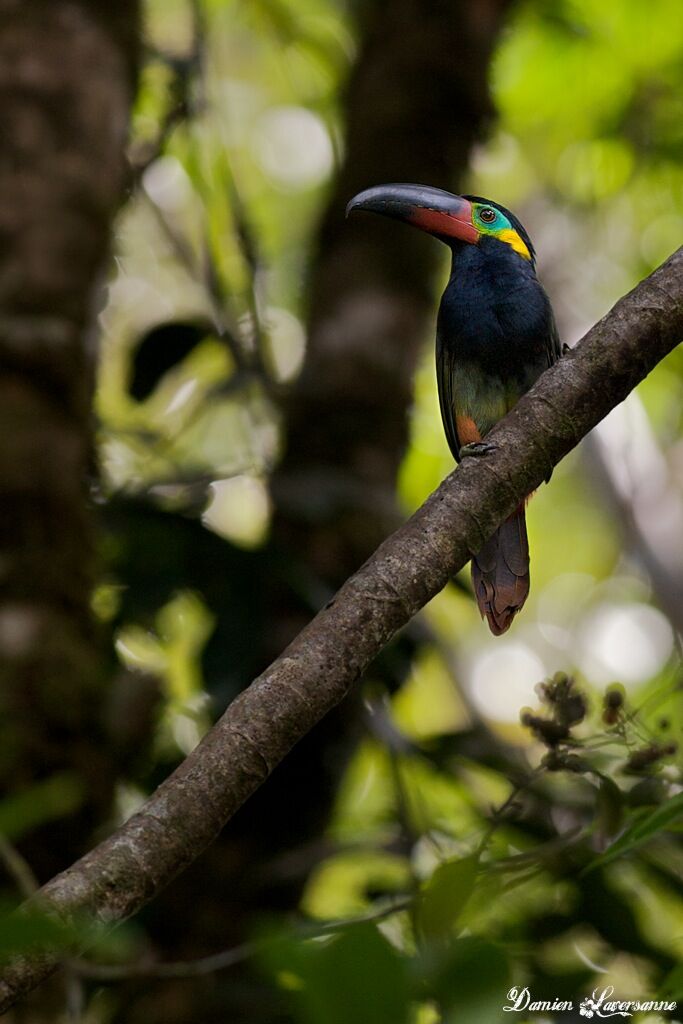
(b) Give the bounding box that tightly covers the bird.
[346,184,561,635]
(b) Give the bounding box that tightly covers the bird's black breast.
[437,239,557,386]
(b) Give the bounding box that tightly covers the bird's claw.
[460,442,496,459]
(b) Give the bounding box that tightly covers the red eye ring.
[480,208,496,224]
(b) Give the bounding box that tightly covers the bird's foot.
[460,441,497,459]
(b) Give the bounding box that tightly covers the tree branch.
[1,247,682,1011]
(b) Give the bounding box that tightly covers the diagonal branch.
[1,247,682,1011]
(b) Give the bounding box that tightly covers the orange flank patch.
[455,414,482,446]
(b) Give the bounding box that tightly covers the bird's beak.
[346,183,478,244]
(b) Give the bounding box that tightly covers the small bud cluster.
[625,742,678,774]
[602,684,625,725]
[521,673,679,777]
[521,673,588,769]
[540,749,587,772]
[600,684,678,772]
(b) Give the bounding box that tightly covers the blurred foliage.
[279,674,682,1023]
[3,0,682,1020]
[0,775,84,845]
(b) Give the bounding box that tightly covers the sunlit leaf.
[302,850,410,921]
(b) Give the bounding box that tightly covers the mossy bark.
[0,0,139,876]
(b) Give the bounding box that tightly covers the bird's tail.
[471,504,529,636]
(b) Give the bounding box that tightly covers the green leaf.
[416,855,478,944]
[0,905,79,962]
[425,937,510,1024]
[594,773,624,843]
[0,901,131,964]
[0,774,84,842]
[263,922,411,1024]
[585,791,683,873]
[659,962,683,1001]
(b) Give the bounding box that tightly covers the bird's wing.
[436,336,462,462]
[540,309,563,483]
[547,308,562,367]
[436,295,561,465]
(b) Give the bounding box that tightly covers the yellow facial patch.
[497,228,531,261]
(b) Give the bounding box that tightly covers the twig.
[64,967,85,1024]
[70,896,411,981]
[475,767,545,859]
[139,188,245,366]
[0,836,39,901]
[129,0,208,183]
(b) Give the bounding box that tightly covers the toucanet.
[347,184,561,635]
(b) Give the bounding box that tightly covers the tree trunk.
[0,0,139,879]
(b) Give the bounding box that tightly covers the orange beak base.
[406,204,478,243]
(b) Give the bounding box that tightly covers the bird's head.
[346,184,535,265]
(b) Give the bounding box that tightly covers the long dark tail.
[471,504,529,636]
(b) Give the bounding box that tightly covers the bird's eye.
[480,208,496,224]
